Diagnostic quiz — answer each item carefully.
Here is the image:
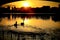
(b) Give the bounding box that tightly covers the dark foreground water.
[0,26,60,40]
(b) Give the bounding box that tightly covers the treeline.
[0,5,60,13]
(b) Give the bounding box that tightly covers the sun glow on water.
[24,18,29,24]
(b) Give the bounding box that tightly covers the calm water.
[0,14,60,40]
[0,14,60,32]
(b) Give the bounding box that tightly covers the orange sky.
[1,1,60,8]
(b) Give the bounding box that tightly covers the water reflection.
[0,14,60,32]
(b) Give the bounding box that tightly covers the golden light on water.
[24,18,29,23]
[0,16,60,32]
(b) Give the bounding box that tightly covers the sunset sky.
[1,0,60,8]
